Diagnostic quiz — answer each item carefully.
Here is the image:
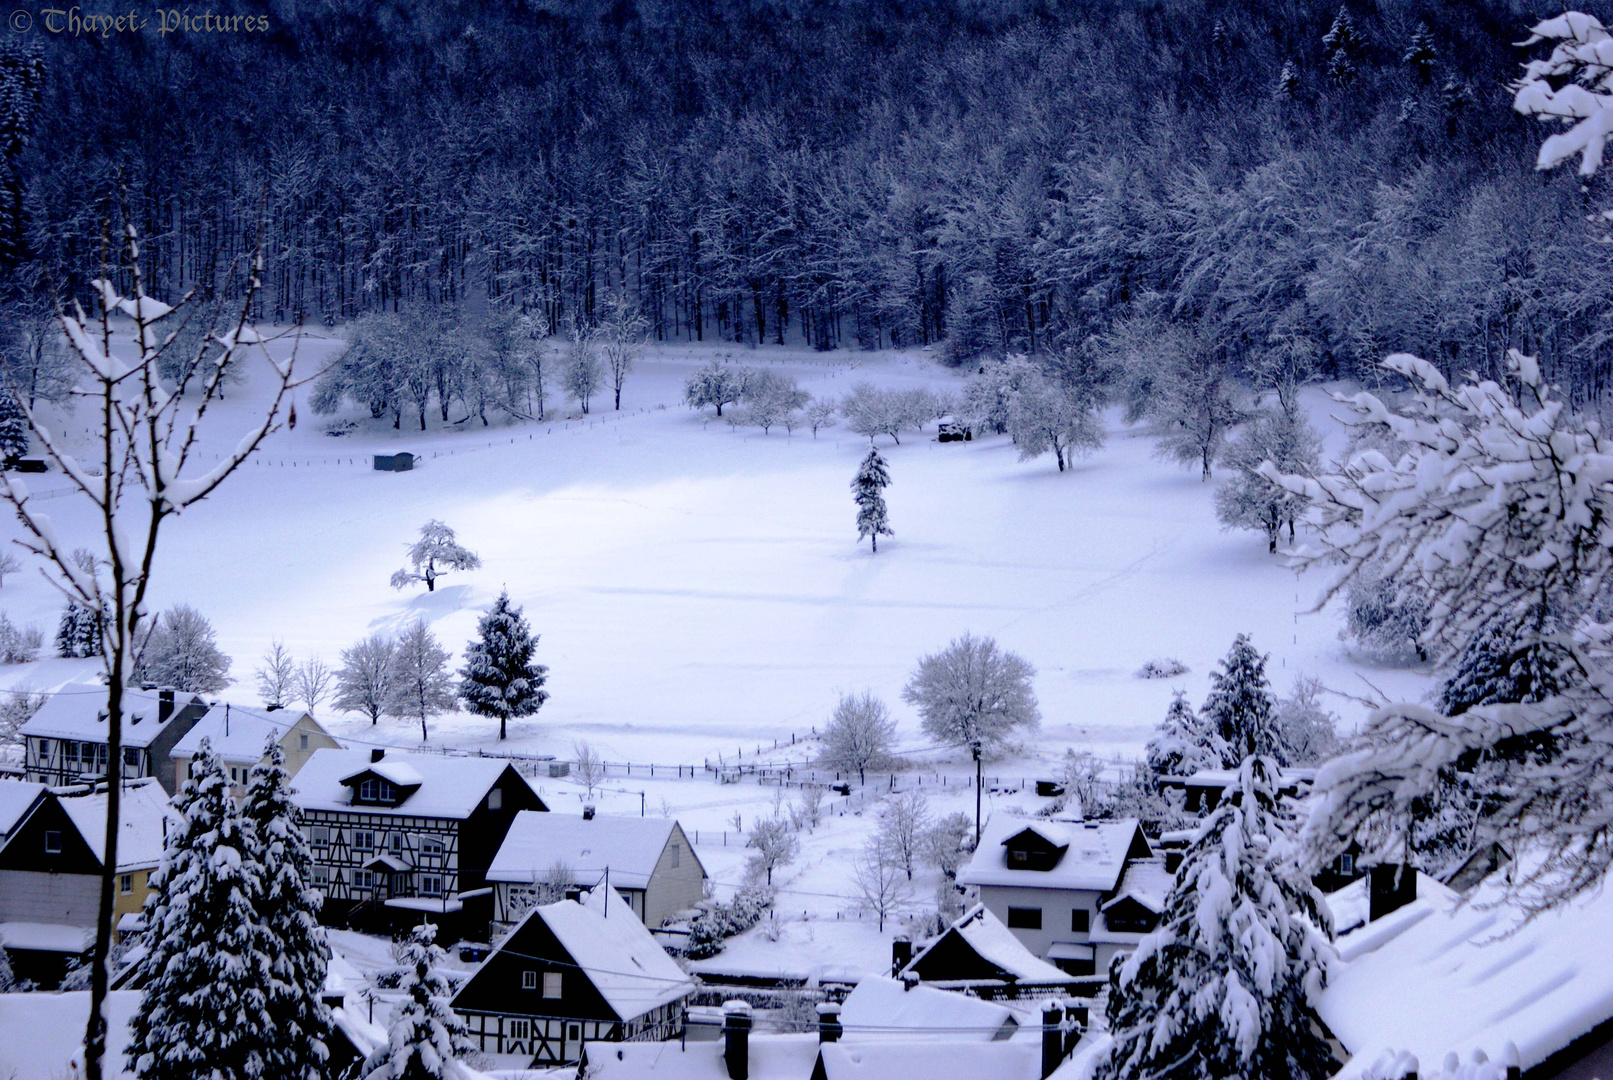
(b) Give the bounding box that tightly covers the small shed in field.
[374,452,415,472]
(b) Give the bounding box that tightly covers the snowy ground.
[0,326,1437,977]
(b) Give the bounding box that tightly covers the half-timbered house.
[487,809,706,928]
[291,748,546,935]
[453,885,695,1067]
[21,685,210,794]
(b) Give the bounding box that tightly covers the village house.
[290,748,546,937]
[955,815,1160,976]
[0,781,46,847]
[899,905,1082,1000]
[487,808,706,928]
[21,685,210,794]
[0,778,172,986]
[1318,872,1613,1080]
[170,703,341,798]
[452,884,696,1067]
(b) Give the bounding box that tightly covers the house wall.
[24,737,146,788]
[977,883,1105,961]
[280,716,340,777]
[112,867,156,925]
[301,809,461,920]
[460,1004,683,1066]
[0,868,100,924]
[144,706,206,794]
[643,823,705,929]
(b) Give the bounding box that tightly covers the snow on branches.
[389,520,481,593]
[1514,13,1613,177]
[1262,350,1613,911]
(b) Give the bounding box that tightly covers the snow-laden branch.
[1515,13,1613,176]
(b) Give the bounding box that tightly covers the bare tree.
[598,291,648,411]
[0,230,296,1080]
[745,815,800,885]
[573,740,604,800]
[0,685,46,749]
[923,811,975,879]
[334,633,395,724]
[295,656,333,711]
[853,835,912,931]
[255,639,296,706]
[385,620,455,741]
[821,690,897,785]
[0,551,19,586]
[877,790,931,880]
[793,784,825,832]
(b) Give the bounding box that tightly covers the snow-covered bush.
[0,612,42,664]
[684,885,775,959]
[1273,676,1342,766]
[1342,564,1430,665]
[134,604,232,693]
[1134,657,1189,679]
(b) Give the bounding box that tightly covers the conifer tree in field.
[359,923,475,1080]
[1201,635,1280,766]
[56,600,101,658]
[851,447,893,553]
[1145,689,1226,780]
[129,741,273,1080]
[243,738,332,1080]
[1096,756,1336,1080]
[0,388,28,460]
[459,590,549,740]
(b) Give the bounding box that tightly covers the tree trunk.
[500,715,507,741]
[83,676,125,1080]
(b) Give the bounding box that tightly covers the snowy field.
[0,327,1436,973]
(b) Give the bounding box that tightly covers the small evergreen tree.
[243,738,332,1080]
[1323,7,1362,89]
[129,741,274,1080]
[1438,611,1577,717]
[1145,689,1226,780]
[1096,756,1336,1080]
[0,388,28,459]
[851,447,893,553]
[1403,22,1437,84]
[56,600,101,658]
[358,923,474,1080]
[1201,635,1280,766]
[458,590,550,740]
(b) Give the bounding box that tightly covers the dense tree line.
[4,1,1613,411]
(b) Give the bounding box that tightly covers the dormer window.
[358,778,398,804]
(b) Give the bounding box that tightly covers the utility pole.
[973,741,983,846]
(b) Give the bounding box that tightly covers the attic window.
[1339,854,1355,875]
[44,830,62,854]
[300,734,309,750]
[487,787,503,811]
[358,778,397,804]
[522,971,537,990]
[543,972,562,999]
[671,843,680,868]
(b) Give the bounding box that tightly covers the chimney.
[1062,998,1087,1056]
[722,1000,751,1080]
[891,935,912,976]
[1163,850,1183,874]
[1368,864,1417,922]
[1503,1041,1520,1080]
[815,1002,841,1044]
[582,804,596,821]
[158,688,175,723]
[564,887,582,902]
[371,749,385,763]
[1041,1002,1066,1079]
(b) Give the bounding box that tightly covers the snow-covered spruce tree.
[1096,756,1336,1080]
[458,589,549,740]
[1145,689,1226,780]
[1201,635,1280,766]
[390,521,481,593]
[1437,608,1578,718]
[134,604,232,693]
[336,632,396,724]
[0,388,28,459]
[56,600,101,658]
[820,689,897,784]
[1323,6,1363,89]
[129,741,274,1080]
[852,447,893,553]
[1261,351,1613,912]
[1216,409,1320,553]
[1273,676,1342,767]
[243,738,331,1080]
[358,923,475,1080]
[386,620,456,742]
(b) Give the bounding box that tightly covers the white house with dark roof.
[488,809,706,928]
[956,816,1159,975]
[21,685,210,793]
[901,905,1077,993]
[290,748,546,933]
[170,704,341,798]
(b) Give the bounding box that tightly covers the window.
[38,738,50,756]
[1339,854,1355,876]
[420,875,443,896]
[1071,909,1090,933]
[123,747,140,768]
[389,833,405,854]
[353,871,374,890]
[353,831,374,852]
[421,838,443,858]
[508,1019,529,1041]
[43,830,62,854]
[522,970,537,990]
[1006,906,1042,930]
[120,874,133,894]
[487,787,502,811]
[358,778,397,804]
[312,866,330,887]
[671,843,680,868]
[299,734,309,750]
[565,1022,581,1043]
[543,972,563,999]
[230,767,239,782]
[310,826,329,847]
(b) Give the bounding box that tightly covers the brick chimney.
[722,1000,751,1080]
[1369,864,1417,921]
[1041,1001,1066,1079]
[815,1002,841,1044]
[891,935,912,976]
[1062,998,1087,1056]
[371,748,385,763]
[157,688,175,723]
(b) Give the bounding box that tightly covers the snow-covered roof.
[487,810,692,890]
[0,990,141,1079]
[1320,880,1613,1078]
[839,976,1021,1040]
[1323,871,1453,939]
[481,886,695,1021]
[170,706,322,762]
[1005,821,1072,848]
[344,759,425,788]
[0,921,95,952]
[906,905,1073,985]
[957,816,1147,892]
[20,684,206,749]
[53,778,175,871]
[0,779,45,838]
[815,1040,1041,1080]
[1100,860,1173,915]
[290,749,535,819]
[583,1033,820,1080]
